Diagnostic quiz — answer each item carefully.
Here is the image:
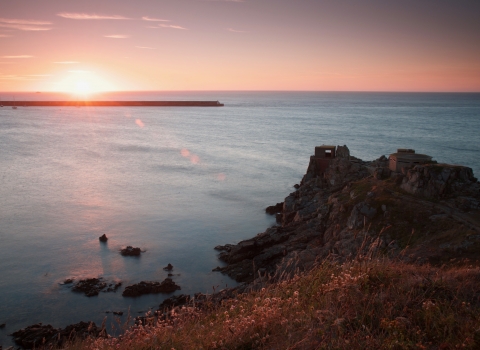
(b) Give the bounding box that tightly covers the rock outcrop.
[10,321,105,349]
[71,278,121,297]
[400,163,478,201]
[214,146,480,283]
[122,278,181,297]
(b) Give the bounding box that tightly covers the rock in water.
[72,278,107,297]
[122,278,181,297]
[265,202,284,215]
[99,234,108,242]
[120,246,142,256]
[163,263,173,271]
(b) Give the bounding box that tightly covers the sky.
[0,0,479,92]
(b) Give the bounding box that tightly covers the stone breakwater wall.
[214,145,480,284]
[1,101,224,107]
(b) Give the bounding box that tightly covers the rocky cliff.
[214,146,480,283]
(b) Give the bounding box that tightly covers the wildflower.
[422,300,436,311]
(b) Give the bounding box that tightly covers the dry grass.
[59,256,480,350]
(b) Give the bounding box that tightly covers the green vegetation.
[63,257,480,349]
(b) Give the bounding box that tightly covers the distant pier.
[0,101,224,107]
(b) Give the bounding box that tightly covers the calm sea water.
[1,91,479,346]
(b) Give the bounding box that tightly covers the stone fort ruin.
[388,149,433,172]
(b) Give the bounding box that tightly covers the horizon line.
[1,89,479,94]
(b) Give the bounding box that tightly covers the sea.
[1,91,479,346]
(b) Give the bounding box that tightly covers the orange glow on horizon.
[0,1,479,92]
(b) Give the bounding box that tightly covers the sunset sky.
[1,0,479,92]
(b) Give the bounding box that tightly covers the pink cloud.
[58,13,130,20]
[2,55,33,58]
[159,24,187,30]
[104,35,130,39]
[228,28,247,33]
[142,16,169,22]
[0,18,51,31]
[0,18,51,25]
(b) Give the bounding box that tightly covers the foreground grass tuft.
[64,258,480,349]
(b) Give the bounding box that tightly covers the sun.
[53,69,115,95]
[75,80,91,94]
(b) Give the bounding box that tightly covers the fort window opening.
[325,150,332,158]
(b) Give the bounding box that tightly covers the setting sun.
[75,80,91,94]
[53,70,114,94]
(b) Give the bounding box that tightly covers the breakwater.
[0,100,224,107]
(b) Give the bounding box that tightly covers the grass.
[60,256,480,350]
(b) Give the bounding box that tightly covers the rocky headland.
[214,145,480,283]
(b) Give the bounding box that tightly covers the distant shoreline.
[0,100,224,107]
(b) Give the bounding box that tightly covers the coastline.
[6,144,480,348]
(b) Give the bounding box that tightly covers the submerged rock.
[122,278,181,297]
[120,246,142,256]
